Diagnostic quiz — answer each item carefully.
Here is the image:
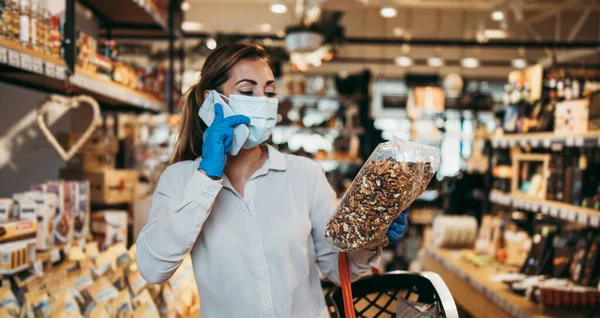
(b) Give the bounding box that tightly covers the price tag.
[590,216,600,227]
[45,63,56,78]
[551,143,563,152]
[575,137,584,147]
[509,140,517,147]
[530,139,540,148]
[519,140,528,148]
[550,207,559,217]
[541,205,550,214]
[8,50,20,67]
[566,137,575,147]
[55,65,66,80]
[31,58,44,74]
[492,140,499,148]
[50,248,61,263]
[501,140,508,148]
[0,46,7,64]
[568,211,577,222]
[33,260,44,277]
[560,209,569,219]
[20,53,32,71]
[531,203,539,211]
[577,213,588,225]
[543,139,551,148]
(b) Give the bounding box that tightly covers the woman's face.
[219,58,277,98]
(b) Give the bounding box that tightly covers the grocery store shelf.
[491,131,600,149]
[0,39,166,112]
[78,0,177,37]
[490,190,600,228]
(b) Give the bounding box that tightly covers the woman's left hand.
[386,209,408,245]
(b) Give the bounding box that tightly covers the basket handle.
[338,252,356,318]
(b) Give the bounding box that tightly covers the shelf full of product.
[0,0,168,111]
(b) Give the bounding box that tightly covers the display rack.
[491,131,600,149]
[490,190,600,228]
[422,246,585,318]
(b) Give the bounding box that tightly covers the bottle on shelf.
[49,14,59,58]
[19,0,30,48]
[40,0,49,53]
[572,77,581,100]
[564,75,573,100]
[556,71,565,100]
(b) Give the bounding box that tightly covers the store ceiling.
[179,0,600,79]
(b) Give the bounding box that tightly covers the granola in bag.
[325,137,440,251]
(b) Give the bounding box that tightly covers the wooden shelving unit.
[0,38,166,112]
[490,190,600,227]
[491,131,600,149]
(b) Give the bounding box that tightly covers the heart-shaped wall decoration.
[37,95,102,162]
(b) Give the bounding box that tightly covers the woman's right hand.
[199,103,250,178]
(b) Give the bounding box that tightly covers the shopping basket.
[327,253,458,318]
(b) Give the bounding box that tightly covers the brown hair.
[171,43,268,163]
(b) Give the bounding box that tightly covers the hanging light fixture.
[270,0,287,14]
[511,58,527,69]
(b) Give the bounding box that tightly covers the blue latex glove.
[386,209,409,244]
[199,103,250,178]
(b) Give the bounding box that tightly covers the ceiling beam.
[538,49,599,68]
[567,0,596,42]
[319,0,600,11]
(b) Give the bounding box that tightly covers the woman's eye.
[239,91,254,95]
[266,92,277,97]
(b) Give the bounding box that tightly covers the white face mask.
[220,93,279,149]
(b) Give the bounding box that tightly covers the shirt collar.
[266,145,287,171]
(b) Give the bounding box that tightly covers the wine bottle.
[564,148,574,204]
[555,150,565,202]
[572,150,585,206]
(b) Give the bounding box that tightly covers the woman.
[136,44,408,318]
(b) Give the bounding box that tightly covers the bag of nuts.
[325,137,440,251]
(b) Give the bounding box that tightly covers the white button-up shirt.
[136,146,380,318]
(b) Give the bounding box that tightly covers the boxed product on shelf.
[0,218,37,243]
[13,191,56,250]
[60,169,139,205]
[0,199,13,221]
[31,181,74,245]
[0,239,36,275]
[90,210,128,250]
[73,181,90,240]
[554,99,590,134]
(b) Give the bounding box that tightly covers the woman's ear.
[204,90,210,99]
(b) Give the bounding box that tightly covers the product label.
[20,16,29,43]
[32,58,43,74]
[0,47,7,64]
[55,65,66,80]
[8,50,19,67]
[20,53,32,71]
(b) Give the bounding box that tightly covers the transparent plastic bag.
[325,136,440,252]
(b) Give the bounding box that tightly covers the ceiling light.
[511,58,527,69]
[394,56,412,67]
[181,21,202,32]
[491,10,504,21]
[180,1,190,11]
[270,3,287,14]
[206,38,217,50]
[461,57,480,68]
[393,27,404,37]
[260,23,272,32]
[380,7,397,18]
[276,30,285,38]
[427,57,444,67]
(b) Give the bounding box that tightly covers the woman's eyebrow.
[235,79,258,85]
[266,80,276,86]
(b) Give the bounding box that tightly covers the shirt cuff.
[184,169,223,205]
[348,247,382,269]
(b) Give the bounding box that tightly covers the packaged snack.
[0,199,14,221]
[0,239,36,275]
[132,301,159,318]
[90,211,128,250]
[85,301,111,318]
[86,278,118,304]
[32,182,74,245]
[131,289,153,309]
[325,137,440,251]
[113,289,133,318]
[127,269,146,296]
[85,242,99,260]
[0,284,19,315]
[73,181,90,240]
[13,191,55,250]
[23,290,50,318]
[49,289,81,318]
